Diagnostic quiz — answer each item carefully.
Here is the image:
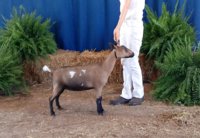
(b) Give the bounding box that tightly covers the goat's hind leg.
[55,88,64,110]
[49,96,55,116]
[49,84,63,116]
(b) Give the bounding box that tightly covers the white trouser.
[120,20,144,99]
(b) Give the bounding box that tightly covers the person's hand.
[113,27,120,44]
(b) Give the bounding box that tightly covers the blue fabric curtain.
[0,0,199,51]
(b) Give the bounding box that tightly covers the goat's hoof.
[58,106,64,110]
[98,112,104,116]
[97,109,104,116]
[50,112,56,116]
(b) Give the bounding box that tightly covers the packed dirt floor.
[0,82,200,138]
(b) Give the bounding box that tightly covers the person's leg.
[109,25,132,105]
[130,48,144,99]
[128,25,144,106]
[120,63,133,99]
[109,58,134,105]
[110,22,144,106]
[128,55,144,106]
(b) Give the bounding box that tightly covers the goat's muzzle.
[130,52,134,57]
[124,52,134,58]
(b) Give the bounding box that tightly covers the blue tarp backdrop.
[0,0,199,51]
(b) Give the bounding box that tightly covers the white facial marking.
[81,69,86,74]
[81,83,84,86]
[69,71,76,78]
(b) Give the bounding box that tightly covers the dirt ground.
[0,82,200,138]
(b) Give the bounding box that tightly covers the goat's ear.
[109,42,115,50]
[113,45,118,49]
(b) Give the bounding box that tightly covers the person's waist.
[125,16,143,21]
[123,18,143,27]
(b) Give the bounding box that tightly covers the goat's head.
[112,44,134,59]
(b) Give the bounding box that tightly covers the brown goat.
[43,44,134,116]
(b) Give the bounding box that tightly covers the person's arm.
[114,0,131,43]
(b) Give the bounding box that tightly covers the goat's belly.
[64,84,94,91]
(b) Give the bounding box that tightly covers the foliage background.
[0,7,57,95]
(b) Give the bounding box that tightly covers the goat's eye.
[122,46,129,52]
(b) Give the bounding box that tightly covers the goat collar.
[114,50,118,59]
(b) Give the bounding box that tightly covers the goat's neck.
[102,50,117,75]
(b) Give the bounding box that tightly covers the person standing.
[110,0,145,106]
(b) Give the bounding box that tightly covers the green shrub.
[153,37,200,105]
[141,1,195,62]
[0,6,57,61]
[0,46,24,95]
[0,6,57,95]
[192,41,200,52]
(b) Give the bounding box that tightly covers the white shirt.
[119,0,145,21]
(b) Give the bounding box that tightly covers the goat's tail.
[42,65,52,73]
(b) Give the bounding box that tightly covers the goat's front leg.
[95,87,104,115]
[96,96,104,115]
